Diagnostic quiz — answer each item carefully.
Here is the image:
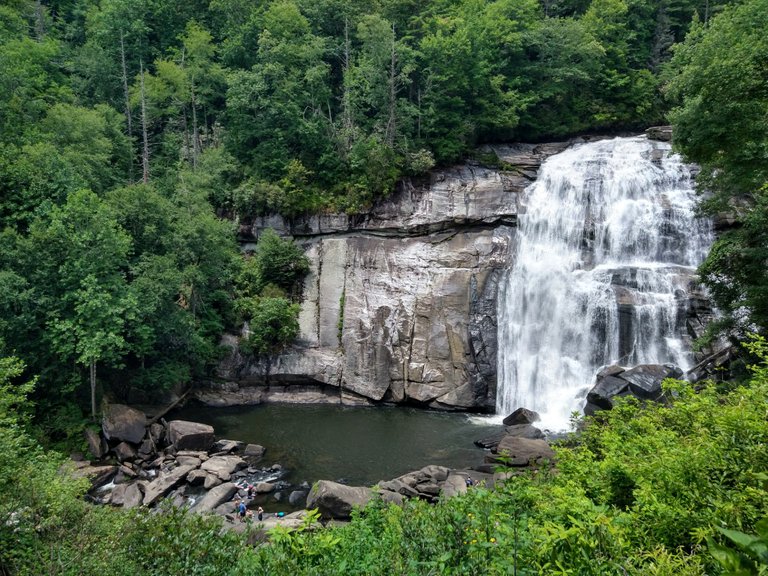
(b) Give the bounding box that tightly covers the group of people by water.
[234,482,285,523]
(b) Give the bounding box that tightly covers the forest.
[1,0,768,572]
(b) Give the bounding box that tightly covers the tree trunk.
[140,61,150,184]
[386,23,397,147]
[90,360,97,420]
[119,32,134,182]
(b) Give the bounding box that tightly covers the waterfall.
[495,136,713,431]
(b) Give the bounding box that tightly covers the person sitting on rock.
[248,484,256,499]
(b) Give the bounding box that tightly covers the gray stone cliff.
[209,142,578,411]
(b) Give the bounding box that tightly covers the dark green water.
[171,403,499,486]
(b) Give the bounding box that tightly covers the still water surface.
[171,403,499,486]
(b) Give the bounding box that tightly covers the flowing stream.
[496,136,713,431]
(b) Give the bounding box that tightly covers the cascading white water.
[496,136,713,431]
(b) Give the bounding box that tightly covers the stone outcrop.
[585,363,684,415]
[486,436,556,467]
[102,404,147,444]
[208,143,578,411]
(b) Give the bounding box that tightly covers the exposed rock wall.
[213,144,578,411]
[207,133,714,411]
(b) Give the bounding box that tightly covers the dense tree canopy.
[666,0,768,337]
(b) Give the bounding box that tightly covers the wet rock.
[646,125,673,142]
[488,436,555,467]
[587,375,630,409]
[176,455,202,468]
[505,424,545,439]
[204,474,222,490]
[110,483,127,506]
[502,407,540,426]
[102,404,147,444]
[419,465,450,483]
[474,429,506,449]
[622,364,682,400]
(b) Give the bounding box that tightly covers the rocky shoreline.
[69,403,557,529]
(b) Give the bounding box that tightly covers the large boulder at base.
[102,404,147,444]
[488,436,555,467]
[193,482,239,513]
[622,364,682,401]
[167,420,215,452]
[142,464,198,506]
[587,375,630,409]
[502,407,540,426]
[306,480,373,519]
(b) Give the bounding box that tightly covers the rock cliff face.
[211,142,583,411]
[207,132,714,412]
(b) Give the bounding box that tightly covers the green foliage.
[666,0,768,335]
[240,297,301,356]
[709,518,768,575]
[241,228,310,297]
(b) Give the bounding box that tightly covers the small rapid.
[495,136,713,431]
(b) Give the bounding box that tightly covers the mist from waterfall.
[495,136,713,431]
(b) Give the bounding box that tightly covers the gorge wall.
[204,133,713,412]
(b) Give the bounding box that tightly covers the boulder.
[186,469,209,486]
[109,483,127,506]
[102,404,147,444]
[419,465,451,483]
[113,441,137,462]
[84,428,107,459]
[646,125,673,142]
[204,474,223,490]
[194,482,239,513]
[123,482,145,509]
[505,424,545,439]
[502,408,540,426]
[306,480,373,519]
[212,439,245,454]
[243,444,266,461]
[489,436,555,467]
[441,474,468,499]
[167,420,215,452]
[149,422,165,445]
[142,464,198,506]
[474,429,507,449]
[176,455,202,468]
[253,482,275,494]
[596,364,625,379]
[200,455,246,481]
[622,364,682,401]
[288,490,308,507]
[587,375,630,409]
